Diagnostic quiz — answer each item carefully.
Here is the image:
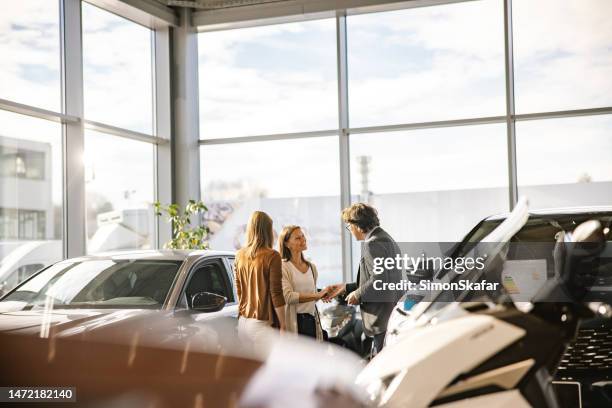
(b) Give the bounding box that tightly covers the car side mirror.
[191,292,226,313]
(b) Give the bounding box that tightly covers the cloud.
[0,1,61,111]
[81,2,154,134]
[198,18,338,138]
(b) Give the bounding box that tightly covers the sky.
[197,0,612,201]
[1,0,611,233]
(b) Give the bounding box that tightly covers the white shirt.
[287,262,316,315]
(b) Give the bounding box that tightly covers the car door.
[178,257,237,320]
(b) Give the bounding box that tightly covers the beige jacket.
[281,260,324,341]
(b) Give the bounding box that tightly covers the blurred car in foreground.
[0,314,367,408]
[383,205,612,407]
[0,250,367,407]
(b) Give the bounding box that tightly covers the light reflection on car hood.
[0,306,255,362]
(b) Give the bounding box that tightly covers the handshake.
[316,283,360,305]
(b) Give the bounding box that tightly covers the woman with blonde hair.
[234,211,285,347]
[278,225,327,340]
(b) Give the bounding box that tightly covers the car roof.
[65,249,235,263]
[485,205,612,221]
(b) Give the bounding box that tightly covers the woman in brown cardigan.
[234,211,286,348]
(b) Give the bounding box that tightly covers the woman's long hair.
[278,225,309,265]
[245,211,274,259]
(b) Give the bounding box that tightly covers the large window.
[198,19,338,139]
[0,1,168,296]
[82,2,154,134]
[349,124,508,242]
[81,2,159,254]
[200,137,341,286]
[513,0,612,113]
[0,0,62,112]
[0,110,63,293]
[347,0,505,127]
[197,0,612,281]
[84,131,155,254]
[517,115,612,208]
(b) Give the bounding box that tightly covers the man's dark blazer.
[346,226,402,337]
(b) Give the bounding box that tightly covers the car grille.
[557,327,612,376]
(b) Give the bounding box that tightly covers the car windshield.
[2,259,183,309]
[461,213,612,249]
[418,211,612,319]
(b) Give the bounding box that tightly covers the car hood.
[0,306,169,337]
[0,302,251,360]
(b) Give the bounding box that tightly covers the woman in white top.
[278,225,328,340]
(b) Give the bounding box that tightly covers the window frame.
[176,256,235,310]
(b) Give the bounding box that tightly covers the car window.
[1,264,45,291]
[3,260,183,309]
[182,260,232,308]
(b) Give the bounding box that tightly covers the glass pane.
[82,3,154,134]
[84,131,155,253]
[199,137,341,286]
[4,259,182,309]
[349,124,508,242]
[198,19,338,139]
[514,0,612,113]
[0,0,61,111]
[517,115,612,208]
[0,110,63,295]
[348,0,505,128]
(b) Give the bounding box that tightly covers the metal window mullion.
[504,0,518,210]
[348,115,507,134]
[173,8,201,207]
[199,129,338,144]
[0,98,78,124]
[60,0,86,258]
[514,106,612,122]
[83,120,168,144]
[337,11,353,283]
[154,26,173,248]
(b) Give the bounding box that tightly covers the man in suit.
[326,203,402,355]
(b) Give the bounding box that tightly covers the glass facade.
[198,19,338,139]
[200,136,341,286]
[513,0,612,113]
[517,114,612,208]
[0,0,61,111]
[0,1,162,295]
[348,0,505,127]
[198,0,612,281]
[84,131,155,253]
[0,110,63,294]
[1,0,610,292]
[349,124,508,242]
[82,2,154,134]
